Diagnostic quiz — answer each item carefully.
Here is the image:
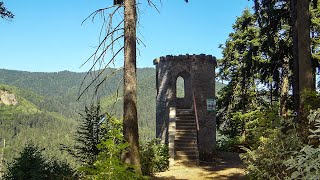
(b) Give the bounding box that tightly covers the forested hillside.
[2,0,320,178]
[0,68,223,165]
[0,84,77,166]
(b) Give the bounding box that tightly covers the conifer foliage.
[5,143,73,180]
[218,1,320,137]
[217,1,320,178]
[0,1,13,20]
[62,103,104,165]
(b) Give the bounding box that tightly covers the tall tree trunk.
[123,0,141,173]
[280,57,289,117]
[292,0,300,123]
[297,0,314,92]
[292,0,314,123]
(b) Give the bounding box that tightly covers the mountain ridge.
[0,68,224,165]
[0,84,76,165]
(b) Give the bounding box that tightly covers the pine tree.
[5,144,47,179]
[62,103,104,165]
[217,9,263,135]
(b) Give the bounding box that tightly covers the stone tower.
[154,54,217,164]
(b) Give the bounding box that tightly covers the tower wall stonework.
[154,54,217,159]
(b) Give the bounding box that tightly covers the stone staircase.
[174,109,199,164]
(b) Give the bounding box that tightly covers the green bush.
[218,107,281,152]
[140,139,169,175]
[4,143,74,180]
[283,109,320,180]
[241,108,320,179]
[284,145,320,180]
[216,132,241,152]
[78,116,145,179]
[245,107,282,148]
[301,90,320,112]
[241,127,302,179]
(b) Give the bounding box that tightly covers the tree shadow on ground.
[198,151,247,180]
[152,151,247,180]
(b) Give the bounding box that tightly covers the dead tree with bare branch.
[79,0,142,173]
[79,0,188,173]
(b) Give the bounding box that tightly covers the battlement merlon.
[153,54,217,65]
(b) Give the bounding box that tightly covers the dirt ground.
[152,152,247,180]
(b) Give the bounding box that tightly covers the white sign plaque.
[206,99,216,111]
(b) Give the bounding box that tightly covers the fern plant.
[284,109,320,180]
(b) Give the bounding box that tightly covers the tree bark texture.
[292,0,314,123]
[280,57,289,117]
[123,0,141,173]
[297,0,314,92]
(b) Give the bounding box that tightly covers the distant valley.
[0,68,224,165]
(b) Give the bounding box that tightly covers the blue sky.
[0,0,253,72]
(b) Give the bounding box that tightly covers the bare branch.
[81,5,121,25]
[137,36,146,47]
[147,0,160,13]
[78,46,124,100]
[94,67,124,94]
[79,1,163,102]
[79,27,124,68]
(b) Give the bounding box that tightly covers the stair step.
[176,120,196,124]
[176,119,195,122]
[176,118,195,121]
[174,109,199,164]
[175,131,197,136]
[176,129,197,132]
[176,124,195,128]
[174,144,198,148]
[174,140,197,144]
[174,137,197,144]
[176,126,196,130]
[176,114,194,117]
[175,129,197,132]
[176,120,195,122]
[176,117,194,120]
[175,134,197,139]
[176,121,196,124]
[176,113,194,116]
[175,140,197,145]
[175,146,198,151]
[175,136,197,142]
[176,109,193,112]
[175,150,199,157]
[176,116,195,118]
[176,117,195,120]
[176,122,196,126]
[176,113,194,115]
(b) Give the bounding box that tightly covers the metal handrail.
[192,91,199,131]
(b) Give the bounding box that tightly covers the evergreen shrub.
[140,139,169,175]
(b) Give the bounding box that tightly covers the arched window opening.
[176,76,185,98]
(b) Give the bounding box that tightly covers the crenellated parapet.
[153,54,217,65]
